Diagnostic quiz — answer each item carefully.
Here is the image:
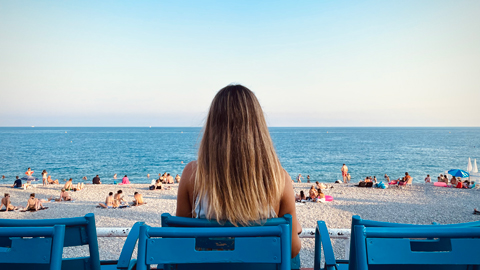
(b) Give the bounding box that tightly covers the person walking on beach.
[307,175,310,183]
[297,174,303,183]
[341,164,348,183]
[92,175,101,185]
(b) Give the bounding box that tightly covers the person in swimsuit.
[99,192,115,208]
[51,189,72,201]
[176,85,301,258]
[132,192,145,206]
[307,175,310,183]
[76,182,85,190]
[296,174,303,183]
[25,168,34,176]
[26,193,44,211]
[114,190,127,205]
[341,164,348,183]
[64,178,74,190]
[47,175,59,184]
[167,173,174,184]
[42,170,47,186]
[424,175,431,183]
[175,174,181,183]
[1,193,19,211]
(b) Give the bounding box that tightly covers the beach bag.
[366,182,373,187]
[359,181,366,187]
[149,185,155,190]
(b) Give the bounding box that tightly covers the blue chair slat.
[137,224,291,270]
[315,216,480,270]
[0,225,65,270]
[116,222,145,270]
[161,213,301,270]
[354,225,480,270]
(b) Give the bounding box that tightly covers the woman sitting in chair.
[176,85,301,258]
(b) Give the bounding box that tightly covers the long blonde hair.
[194,85,284,226]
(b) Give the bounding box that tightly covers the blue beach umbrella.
[20,176,39,182]
[447,169,469,178]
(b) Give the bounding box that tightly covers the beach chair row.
[1,214,480,270]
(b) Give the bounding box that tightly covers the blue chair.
[161,213,301,270]
[136,223,292,270]
[0,225,65,270]
[0,213,140,270]
[354,225,480,270]
[314,216,480,270]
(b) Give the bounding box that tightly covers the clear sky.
[1,0,479,127]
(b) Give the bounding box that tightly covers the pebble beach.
[1,182,479,268]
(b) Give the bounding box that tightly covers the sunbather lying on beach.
[99,192,116,208]
[47,175,59,184]
[474,208,480,215]
[132,192,146,206]
[50,189,72,202]
[1,193,20,211]
[76,182,85,191]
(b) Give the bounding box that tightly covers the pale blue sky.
[1,0,479,126]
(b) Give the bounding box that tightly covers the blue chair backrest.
[349,215,480,270]
[0,225,65,270]
[161,213,300,270]
[0,213,101,270]
[354,225,480,270]
[137,223,291,270]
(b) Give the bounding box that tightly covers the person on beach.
[76,182,85,190]
[155,179,163,190]
[176,85,301,258]
[114,190,127,205]
[462,180,470,189]
[42,170,47,186]
[64,178,74,190]
[451,177,457,187]
[26,193,44,211]
[341,164,348,183]
[51,189,72,202]
[424,175,431,183]
[167,173,174,184]
[47,175,59,184]
[175,174,181,183]
[147,174,150,178]
[398,172,412,185]
[384,174,390,182]
[119,175,130,185]
[25,168,34,176]
[307,175,310,183]
[132,192,145,206]
[82,176,87,180]
[113,174,117,179]
[450,176,457,185]
[99,192,115,208]
[93,175,101,185]
[347,173,351,183]
[295,191,306,202]
[309,185,318,201]
[443,175,449,184]
[1,193,19,211]
[12,176,22,188]
[296,174,303,183]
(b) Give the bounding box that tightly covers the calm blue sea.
[0,127,479,184]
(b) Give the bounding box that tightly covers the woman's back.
[176,85,301,258]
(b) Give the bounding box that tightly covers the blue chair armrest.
[117,222,145,270]
[315,221,337,270]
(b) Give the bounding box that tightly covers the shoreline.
[1,183,479,267]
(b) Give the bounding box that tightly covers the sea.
[0,127,479,184]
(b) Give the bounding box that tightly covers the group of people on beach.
[295,181,331,203]
[98,190,145,208]
[1,193,49,212]
[434,174,475,188]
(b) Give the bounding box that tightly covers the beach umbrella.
[467,157,473,172]
[474,159,478,173]
[20,176,39,182]
[447,169,469,178]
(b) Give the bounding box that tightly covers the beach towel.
[20,207,48,212]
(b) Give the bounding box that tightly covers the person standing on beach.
[297,174,303,183]
[341,164,348,183]
[25,168,34,176]
[42,170,48,186]
[92,175,101,185]
[306,175,310,183]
